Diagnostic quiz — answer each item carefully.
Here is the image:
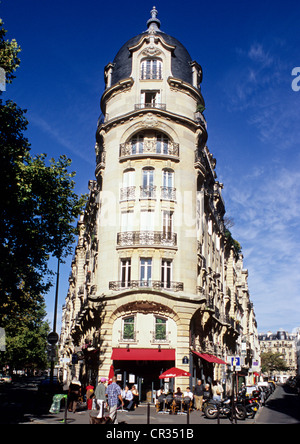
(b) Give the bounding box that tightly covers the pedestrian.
[106,376,124,424]
[216,380,224,400]
[203,383,211,401]
[122,385,134,411]
[212,380,221,401]
[95,377,107,418]
[131,385,139,409]
[67,378,82,413]
[194,379,204,411]
[86,384,95,410]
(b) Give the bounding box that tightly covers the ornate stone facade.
[59,8,260,396]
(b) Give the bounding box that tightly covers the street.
[0,378,299,425]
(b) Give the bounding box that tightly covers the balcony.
[120,186,136,201]
[109,280,184,292]
[117,231,177,248]
[140,185,156,199]
[135,103,166,111]
[161,186,176,201]
[119,141,179,160]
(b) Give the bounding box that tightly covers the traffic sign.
[230,356,241,371]
[47,332,59,345]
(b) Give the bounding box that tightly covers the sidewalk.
[24,403,256,425]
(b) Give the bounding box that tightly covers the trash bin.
[49,394,67,413]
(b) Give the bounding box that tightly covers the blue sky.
[1,0,300,334]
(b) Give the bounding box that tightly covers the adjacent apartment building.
[259,330,297,382]
[58,7,260,399]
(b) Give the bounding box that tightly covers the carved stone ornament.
[141,45,162,57]
[141,113,159,128]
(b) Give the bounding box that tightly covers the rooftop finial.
[147,6,161,31]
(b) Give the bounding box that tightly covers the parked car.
[0,374,12,384]
[38,376,64,394]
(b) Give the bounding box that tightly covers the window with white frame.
[120,258,131,288]
[140,258,152,286]
[120,211,134,232]
[161,259,172,289]
[140,210,155,231]
[122,315,135,341]
[156,133,169,154]
[140,90,161,108]
[162,210,173,239]
[154,316,167,341]
[140,59,162,80]
[162,168,175,200]
[141,167,155,198]
[131,134,144,154]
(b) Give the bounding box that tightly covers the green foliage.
[0,19,87,370]
[224,229,242,260]
[261,352,288,374]
[0,18,21,84]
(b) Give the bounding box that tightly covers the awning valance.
[111,348,175,361]
[192,350,228,365]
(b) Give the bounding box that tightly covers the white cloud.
[223,163,300,331]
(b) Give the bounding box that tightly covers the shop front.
[111,348,175,402]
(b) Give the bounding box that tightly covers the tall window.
[140,90,161,108]
[156,134,169,154]
[141,59,162,80]
[161,259,172,289]
[120,259,131,288]
[141,167,155,198]
[162,211,173,239]
[162,169,175,201]
[131,134,144,154]
[155,316,167,341]
[122,316,135,341]
[121,169,135,201]
[140,210,155,231]
[120,211,134,232]
[140,258,152,286]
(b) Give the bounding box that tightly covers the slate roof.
[110,30,194,86]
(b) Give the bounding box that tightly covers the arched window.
[131,134,144,154]
[141,59,162,80]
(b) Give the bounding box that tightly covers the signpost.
[228,356,241,424]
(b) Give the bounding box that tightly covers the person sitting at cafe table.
[156,387,166,411]
[122,385,134,411]
[173,387,183,410]
[182,387,193,412]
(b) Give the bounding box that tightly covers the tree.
[261,352,288,375]
[0,19,86,369]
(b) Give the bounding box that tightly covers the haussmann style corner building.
[59,8,261,399]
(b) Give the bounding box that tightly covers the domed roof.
[111,7,193,86]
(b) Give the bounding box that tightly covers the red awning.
[192,350,228,365]
[159,367,191,379]
[111,348,175,361]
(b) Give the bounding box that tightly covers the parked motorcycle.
[203,397,247,420]
[237,389,260,419]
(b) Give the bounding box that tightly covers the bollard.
[147,402,150,424]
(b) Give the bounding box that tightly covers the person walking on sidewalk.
[106,376,124,424]
[194,379,204,411]
[95,378,107,418]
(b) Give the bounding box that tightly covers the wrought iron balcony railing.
[161,186,176,201]
[135,103,166,111]
[120,186,136,201]
[119,141,179,158]
[140,185,156,199]
[117,231,177,247]
[109,280,184,292]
